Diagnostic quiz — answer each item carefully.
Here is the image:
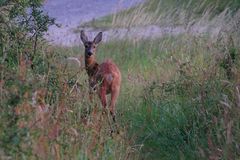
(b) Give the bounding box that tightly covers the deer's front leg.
[99,83,107,108]
[89,92,93,102]
[88,82,93,102]
[88,78,97,102]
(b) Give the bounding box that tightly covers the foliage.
[0,0,55,158]
[1,0,240,159]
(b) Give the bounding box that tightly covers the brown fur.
[81,31,121,121]
[94,60,121,113]
[85,56,99,77]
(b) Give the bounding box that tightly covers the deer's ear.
[93,32,102,44]
[80,30,88,44]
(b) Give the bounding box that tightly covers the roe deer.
[80,30,121,121]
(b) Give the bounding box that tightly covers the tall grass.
[47,32,240,159]
[2,30,240,160]
[78,0,240,31]
[1,0,240,159]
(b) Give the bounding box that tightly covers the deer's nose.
[87,49,94,56]
[87,52,92,56]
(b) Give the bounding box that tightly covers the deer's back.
[97,59,121,86]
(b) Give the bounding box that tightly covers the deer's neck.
[85,56,99,76]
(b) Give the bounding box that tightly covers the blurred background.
[43,0,143,45]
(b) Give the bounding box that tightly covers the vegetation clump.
[1,0,240,159]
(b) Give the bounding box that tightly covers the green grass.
[1,32,240,159]
[1,0,240,159]
[49,34,240,159]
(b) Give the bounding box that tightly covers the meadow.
[1,0,240,159]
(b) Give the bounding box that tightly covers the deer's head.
[80,30,102,58]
